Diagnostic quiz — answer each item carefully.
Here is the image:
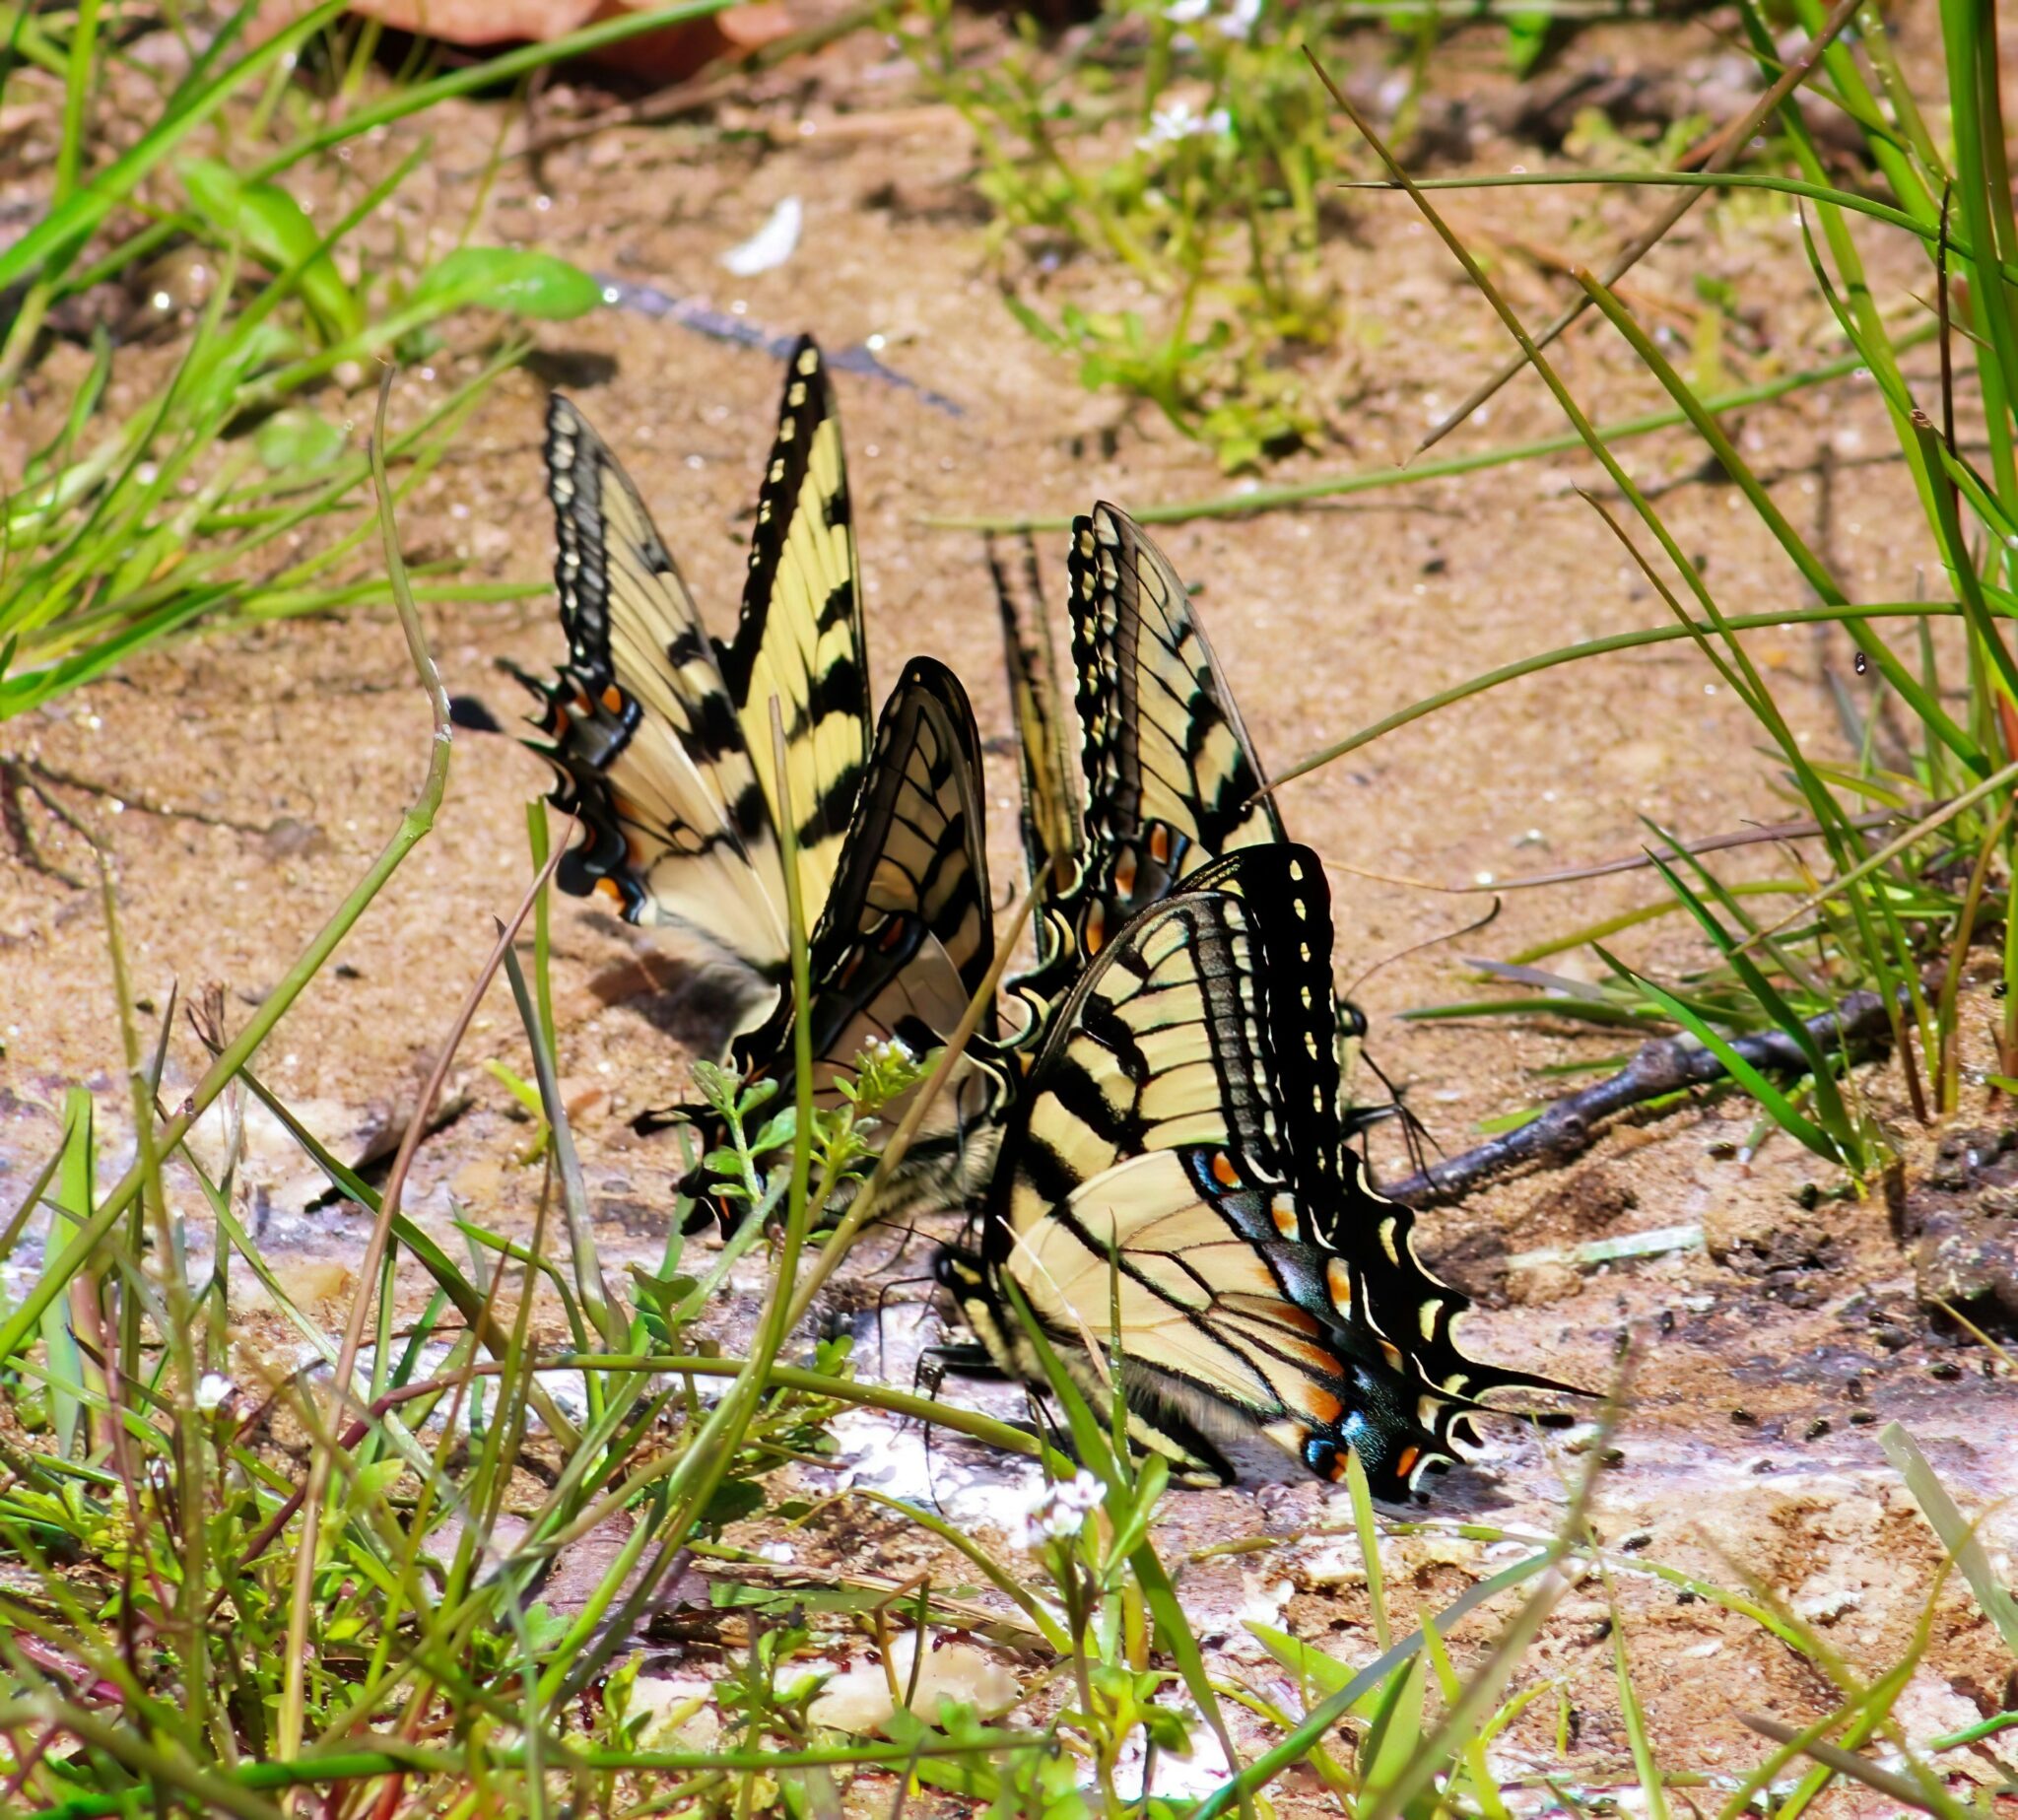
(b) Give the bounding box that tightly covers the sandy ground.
[3,10,2015,1811]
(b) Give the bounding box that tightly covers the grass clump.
[1221,2,2018,1184]
[886,0,1381,469]
[0,2,744,719]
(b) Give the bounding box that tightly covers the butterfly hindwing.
[685,658,1010,1231]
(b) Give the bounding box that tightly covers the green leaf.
[699,1474,767,1532]
[1593,946,1840,1163]
[407,247,602,321]
[254,410,346,472]
[39,1090,94,1462]
[180,156,363,342]
[1245,1621,1358,1701]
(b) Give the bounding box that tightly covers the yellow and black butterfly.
[521,347,1012,1231]
[521,338,869,1045]
[936,843,1572,1496]
[987,530,1081,910]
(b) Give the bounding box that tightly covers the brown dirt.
[3,11,2015,1812]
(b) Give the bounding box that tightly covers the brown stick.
[1382,990,1896,1205]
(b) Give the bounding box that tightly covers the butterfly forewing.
[1005,502,1294,1042]
[1069,504,1284,912]
[719,339,871,925]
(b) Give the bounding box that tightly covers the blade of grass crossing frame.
[1593,947,1843,1162]
[1733,0,1950,532]
[541,695,830,1711]
[38,1089,95,1460]
[1931,799,2010,1112]
[1582,487,1935,1097]
[1265,602,1976,792]
[501,946,621,1359]
[527,801,557,1070]
[998,1278,1253,1813]
[1642,854,1856,1155]
[1573,268,1984,770]
[1345,1449,1390,1651]
[1935,0,2018,507]
[1421,1618,1515,1820]
[1879,1422,2018,1651]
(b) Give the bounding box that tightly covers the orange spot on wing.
[1149,824,1172,864]
[1085,904,1107,955]
[601,685,626,713]
[1395,1446,1421,1481]
[596,877,624,904]
[1209,1150,1240,1189]
[1114,850,1137,898]
[1300,1385,1343,1426]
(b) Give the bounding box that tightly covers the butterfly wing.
[1004,503,1291,1039]
[687,658,1010,1231]
[525,394,791,1013]
[962,845,1456,1494]
[989,530,1082,901]
[952,843,1573,1493]
[1198,850,1577,1426]
[718,338,872,928]
[1069,503,1284,925]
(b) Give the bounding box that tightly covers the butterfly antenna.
[1340,894,1505,1004]
[874,1274,943,1381]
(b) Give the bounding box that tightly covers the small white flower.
[756,1539,794,1564]
[1017,1469,1105,1549]
[1138,101,1231,150]
[194,1373,234,1413]
[1218,0,1261,35]
[1164,0,1211,20]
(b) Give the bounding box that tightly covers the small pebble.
[1805,1418,1831,1441]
